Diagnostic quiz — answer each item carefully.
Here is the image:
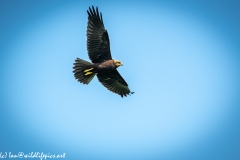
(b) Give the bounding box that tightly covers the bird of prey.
[73,6,134,97]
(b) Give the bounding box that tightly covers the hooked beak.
[120,63,123,66]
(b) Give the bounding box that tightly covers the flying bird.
[73,6,134,97]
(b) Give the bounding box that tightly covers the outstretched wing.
[87,6,112,63]
[97,70,134,97]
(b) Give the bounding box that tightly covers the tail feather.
[73,58,96,84]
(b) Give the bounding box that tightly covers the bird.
[73,6,134,97]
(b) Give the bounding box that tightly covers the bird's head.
[114,60,123,68]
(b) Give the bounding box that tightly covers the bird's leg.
[84,68,94,72]
[85,72,93,75]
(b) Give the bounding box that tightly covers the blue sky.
[0,0,240,160]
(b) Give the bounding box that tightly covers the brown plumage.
[73,6,134,97]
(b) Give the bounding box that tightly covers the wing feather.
[97,70,134,97]
[87,6,112,63]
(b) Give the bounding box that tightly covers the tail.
[73,58,96,84]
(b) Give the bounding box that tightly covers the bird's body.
[73,6,134,97]
[87,60,119,73]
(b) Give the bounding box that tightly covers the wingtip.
[91,5,94,11]
[120,91,134,98]
[88,5,100,16]
[92,5,96,14]
[87,10,90,16]
[96,6,99,16]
